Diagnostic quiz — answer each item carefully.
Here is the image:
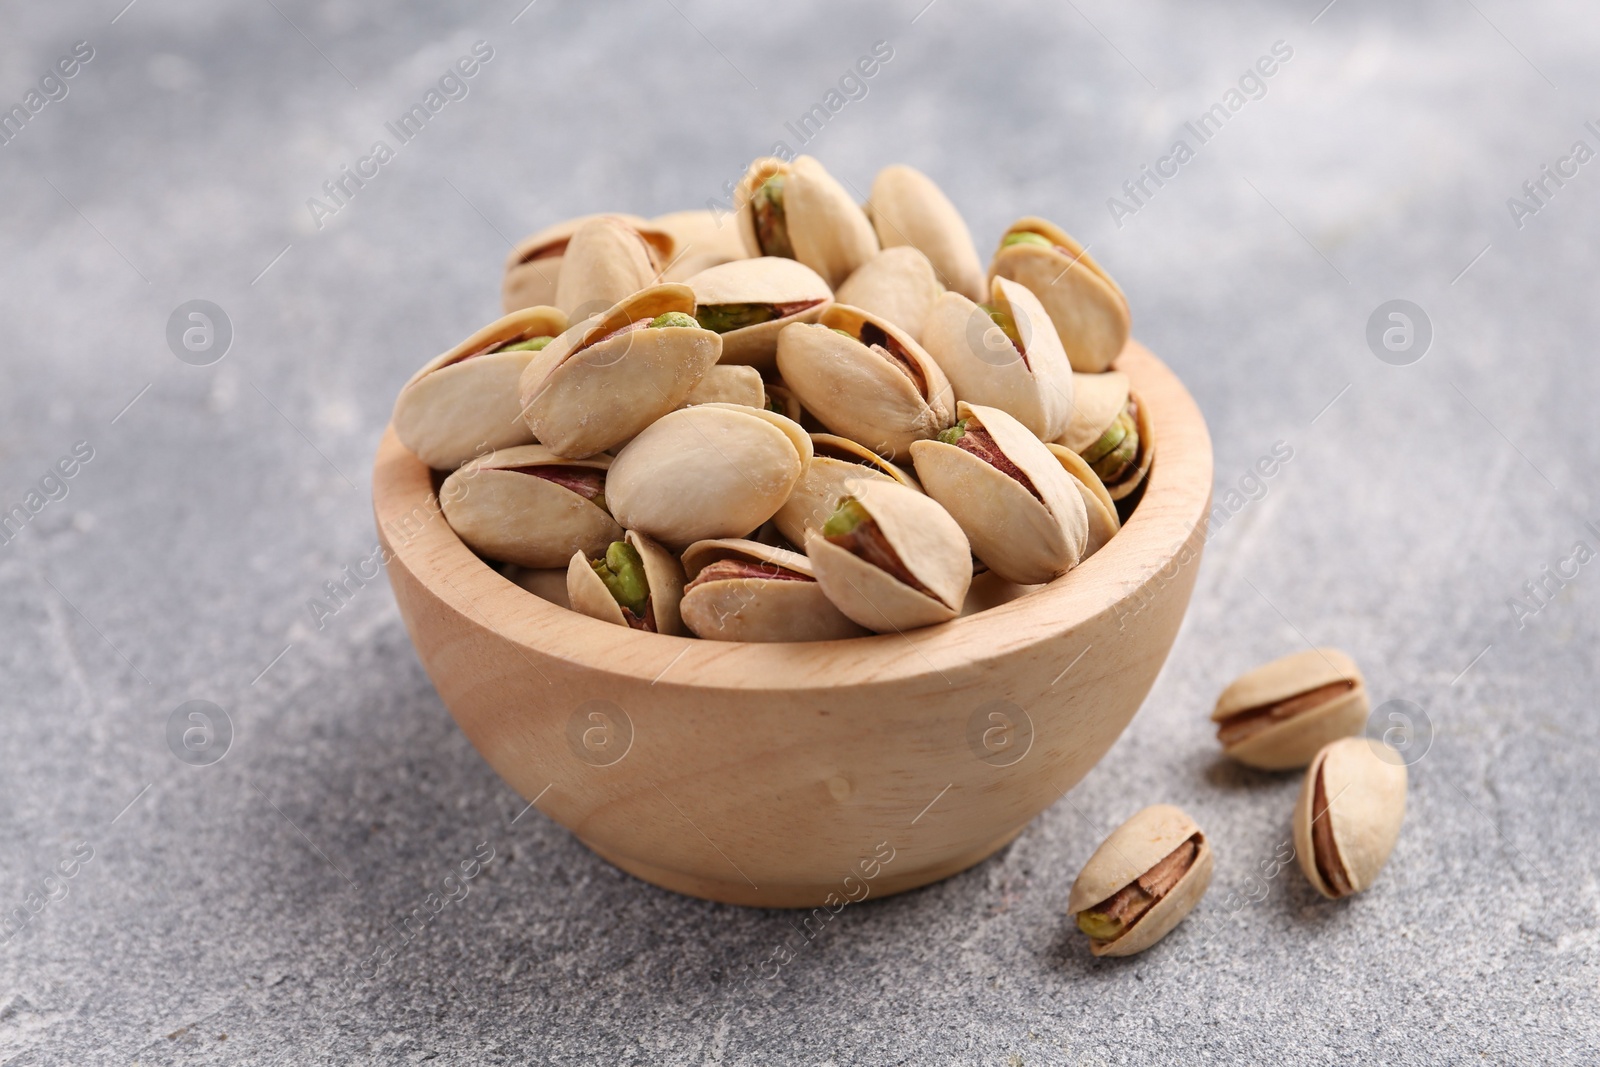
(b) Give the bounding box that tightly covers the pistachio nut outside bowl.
[371,341,1211,908]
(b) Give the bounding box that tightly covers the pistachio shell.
[679,538,866,642]
[990,216,1130,372]
[774,304,955,461]
[683,364,765,408]
[772,433,920,547]
[502,213,647,313]
[393,305,567,470]
[1044,444,1120,559]
[1212,649,1368,771]
[1293,737,1407,899]
[1067,804,1213,957]
[834,247,944,342]
[920,276,1076,441]
[1105,389,1155,506]
[439,445,620,569]
[650,209,749,281]
[552,216,675,320]
[1056,372,1130,454]
[804,478,971,632]
[502,565,571,609]
[763,381,804,424]
[959,570,1041,616]
[910,403,1088,585]
[866,164,985,302]
[566,530,686,635]
[606,403,812,549]
[686,257,832,370]
[736,155,879,289]
[519,284,721,458]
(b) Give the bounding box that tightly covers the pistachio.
[566,529,685,635]
[519,284,721,458]
[682,364,765,409]
[1043,444,1120,559]
[1212,649,1368,770]
[1054,372,1154,518]
[990,216,1130,372]
[920,276,1076,441]
[502,213,649,313]
[686,257,832,370]
[910,403,1088,585]
[650,311,698,329]
[1067,804,1213,957]
[1293,737,1407,899]
[650,208,750,282]
[679,538,866,642]
[775,304,955,461]
[772,432,920,547]
[552,215,676,320]
[393,305,568,470]
[834,246,944,342]
[865,164,985,302]
[439,445,621,569]
[736,156,879,289]
[605,403,812,549]
[805,478,971,632]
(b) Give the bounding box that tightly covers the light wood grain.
[372,340,1212,908]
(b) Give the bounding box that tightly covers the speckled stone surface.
[1,1,1597,1063]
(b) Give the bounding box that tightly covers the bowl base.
[581,821,1029,909]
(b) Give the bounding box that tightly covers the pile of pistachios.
[1068,649,1409,957]
[392,155,1151,640]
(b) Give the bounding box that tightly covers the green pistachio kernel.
[648,312,698,330]
[1001,231,1053,250]
[937,420,968,445]
[1075,910,1123,941]
[498,335,554,352]
[829,327,856,339]
[695,303,779,334]
[978,303,1022,350]
[591,541,649,614]
[822,497,870,538]
[1082,410,1133,464]
[753,174,793,259]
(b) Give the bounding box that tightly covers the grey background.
[1,0,1596,1063]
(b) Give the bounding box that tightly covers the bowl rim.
[372,340,1212,692]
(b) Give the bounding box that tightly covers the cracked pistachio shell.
[865,164,985,302]
[566,530,686,636]
[921,276,1076,442]
[679,538,867,642]
[683,364,765,409]
[650,209,749,281]
[502,213,647,314]
[736,155,879,289]
[763,381,804,424]
[775,304,955,461]
[439,445,620,569]
[804,478,971,632]
[552,215,675,321]
[1067,805,1213,958]
[990,217,1130,372]
[834,247,944,342]
[606,403,812,549]
[910,403,1089,585]
[772,433,920,547]
[1106,389,1155,505]
[501,565,571,609]
[959,570,1041,616]
[1212,649,1369,771]
[1056,372,1129,453]
[519,284,721,459]
[687,257,832,370]
[1044,444,1120,560]
[393,305,567,470]
[1293,737,1407,899]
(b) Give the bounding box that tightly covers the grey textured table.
[2,1,1596,1063]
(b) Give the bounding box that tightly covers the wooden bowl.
[372,341,1211,908]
